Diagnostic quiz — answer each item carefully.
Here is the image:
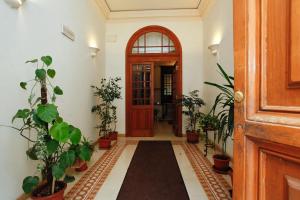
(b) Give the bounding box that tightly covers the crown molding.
[95,0,214,19]
[197,0,215,17]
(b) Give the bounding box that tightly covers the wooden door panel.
[233,0,300,199]
[129,109,153,136]
[128,63,154,137]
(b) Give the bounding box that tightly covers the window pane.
[145,47,162,53]
[138,35,145,46]
[132,47,138,54]
[146,32,162,46]
[163,34,169,46]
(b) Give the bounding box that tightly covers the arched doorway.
[125,25,182,137]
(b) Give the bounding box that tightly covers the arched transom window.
[131,32,176,54]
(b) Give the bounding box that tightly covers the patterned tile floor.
[63,131,232,200]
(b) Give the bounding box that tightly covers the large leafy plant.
[91,77,121,137]
[3,56,92,196]
[204,63,234,154]
[181,90,205,132]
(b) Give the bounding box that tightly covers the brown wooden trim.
[233,0,247,199]
[126,25,182,137]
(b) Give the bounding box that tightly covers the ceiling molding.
[197,0,215,17]
[95,0,213,19]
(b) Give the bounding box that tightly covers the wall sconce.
[208,44,220,56]
[4,0,25,8]
[89,46,100,57]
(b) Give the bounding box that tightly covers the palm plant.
[204,63,234,154]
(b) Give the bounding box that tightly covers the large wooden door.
[128,63,154,137]
[234,0,300,199]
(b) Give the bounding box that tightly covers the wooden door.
[234,0,300,199]
[128,63,154,137]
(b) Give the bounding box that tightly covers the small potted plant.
[204,63,234,173]
[2,56,92,199]
[70,136,94,172]
[91,77,121,148]
[181,90,205,143]
[200,113,219,131]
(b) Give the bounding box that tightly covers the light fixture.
[89,46,100,57]
[4,0,25,9]
[208,44,220,56]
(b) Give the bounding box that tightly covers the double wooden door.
[234,0,300,199]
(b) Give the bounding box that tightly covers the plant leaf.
[22,176,39,194]
[46,140,59,154]
[36,104,58,123]
[20,82,27,90]
[50,122,70,142]
[54,86,63,95]
[52,164,64,179]
[12,109,30,123]
[26,146,38,160]
[79,145,92,161]
[47,69,56,78]
[69,127,81,145]
[59,150,76,169]
[41,56,52,66]
[35,69,46,80]
[64,175,75,183]
[25,59,38,64]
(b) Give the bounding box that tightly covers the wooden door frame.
[125,25,183,137]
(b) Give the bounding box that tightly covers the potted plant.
[70,136,94,172]
[181,90,205,143]
[200,113,219,131]
[204,63,234,173]
[91,77,121,148]
[2,56,92,199]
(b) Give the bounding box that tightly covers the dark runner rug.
[117,141,189,200]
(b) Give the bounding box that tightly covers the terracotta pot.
[98,137,111,149]
[186,131,199,143]
[213,154,230,172]
[74,159,88,172]
[31,181,66,200]
[109,131,118,140]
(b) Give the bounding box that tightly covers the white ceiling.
[95,0,213,19]
[105,0,201,12]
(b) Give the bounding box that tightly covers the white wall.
[202,0,234,157]
[0,0,106,198]
[105,17,204,133]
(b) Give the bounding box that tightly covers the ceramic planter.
[186,131,199,143]
[109,131,118,140]
[31,181,66,200]
[74,159,88,172]
[98,137,111,149]
[213,154,230,173]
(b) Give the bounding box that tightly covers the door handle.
[235,91,244,103]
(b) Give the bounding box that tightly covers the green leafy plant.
[91,77,121,137]
[204,63,234,154]
[2,56,92,196]
[199,113,220,130]
[180,90,205,132]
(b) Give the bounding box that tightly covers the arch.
[125,25,182,137]
[126,25,182,56]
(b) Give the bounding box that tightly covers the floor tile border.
[177,141,231,200]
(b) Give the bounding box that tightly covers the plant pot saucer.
[212,165,232,174]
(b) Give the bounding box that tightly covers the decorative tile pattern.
[64,143,128,200]
[179,142,231,200]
